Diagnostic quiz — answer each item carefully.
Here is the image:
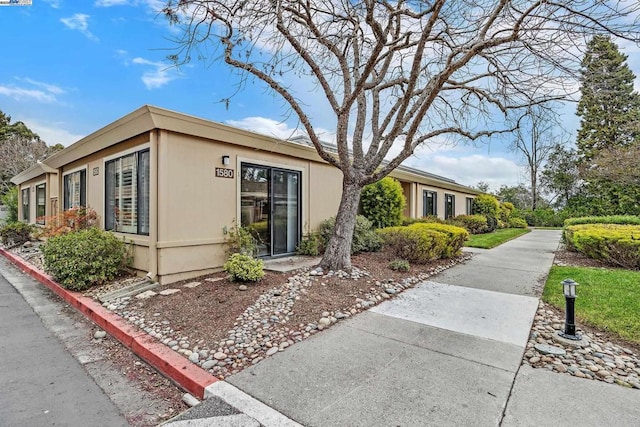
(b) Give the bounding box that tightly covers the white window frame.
[62,165,88,210]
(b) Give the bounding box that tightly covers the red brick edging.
[0,248,217,399]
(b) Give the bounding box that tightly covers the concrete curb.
[0,248,218,399]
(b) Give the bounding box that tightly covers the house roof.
[12,105,479,195]
[10,161,57,185]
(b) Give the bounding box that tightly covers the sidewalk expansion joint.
[346,322,517,374]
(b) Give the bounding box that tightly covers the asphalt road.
[0,268,127,426]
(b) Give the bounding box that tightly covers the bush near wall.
[413,223,469,257]
[318,215,382,254]
[451,214,488,234]
[378,222,468,262]
[42,228,131,291]
[565,224,640,270]
[377,226,447,263]
[0,222,34,246]
[223,253,265,282]
[360,177,406,228]
[564,215,640,227]
[401,215,443,226]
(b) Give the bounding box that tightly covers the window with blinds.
[36,183,46,224]
[21,188,29,222]
[63,170,86,210]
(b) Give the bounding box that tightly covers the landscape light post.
[560,279,581,340]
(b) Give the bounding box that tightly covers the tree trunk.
[531,174,537,211]
[319,177,363,272]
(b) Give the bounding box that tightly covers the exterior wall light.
[560,278,581,340]
[222,155,230,166]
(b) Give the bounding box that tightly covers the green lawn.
[464,228,531,249]
[543,266,640,344]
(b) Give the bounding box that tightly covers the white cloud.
[95,0,127,6]
[405,154,524,190]
[43,0,60,7]
[0,78,65,103]
[225,116,336,142]
[16,78,65,95]
[0,86,56,103]
[60,14,98,41]
[20,118,85,147]
[131,57,178,89]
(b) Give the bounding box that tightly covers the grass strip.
[464,228,530,249]
[543,265,640,344]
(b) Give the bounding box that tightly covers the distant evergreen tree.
[574,36,640,215]
[576,36,640,162]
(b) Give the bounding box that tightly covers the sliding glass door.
[240,163,301,257]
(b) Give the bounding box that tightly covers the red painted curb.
[0,248,217,398]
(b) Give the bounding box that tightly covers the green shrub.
[564,215,640,227]
[401,215,443,226]
[42,228,131,291]
[1,187,19,223]
[516,208,567,227]
[0,222,34,246]
[473,194,500,217]
[499,202,515,223]
[296,234,320,256]
[565,224,640,269]
[485,214,499,232]
[377,226,447,264]
[360,177,406,228]
[508,217,528,229]
[411,223,468,257]
[388,259,410,272]
[452,214,488,234]
[318,215,382,254]
[223,253,265,282]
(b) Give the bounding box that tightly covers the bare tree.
[163,0,640,271]
[511,104,566,210]
[586,144,640,185]
[0,134,50,193]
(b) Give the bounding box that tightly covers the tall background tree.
[541,144,580,209]
[510,104,565,210]
[0,110,63,201]
[164,1,640,270]
[575,35,640,215]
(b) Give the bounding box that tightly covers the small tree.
[360,177,405,229]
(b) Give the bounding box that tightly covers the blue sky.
[1,1,639,191]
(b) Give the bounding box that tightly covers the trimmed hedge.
[377,226,447,263]
[378,222,468,263]
[508,218,528,229]
[401,215,442,226]
[42,228,131,291]
[412,223,469,257]
[564,215,640,227]
[565,224,640,269]
[452,214,488,234]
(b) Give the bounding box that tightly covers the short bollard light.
[560,278,581,340]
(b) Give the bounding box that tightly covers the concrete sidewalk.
[0,267,127,426]
[170,229,640,426]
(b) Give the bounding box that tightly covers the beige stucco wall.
[155,131,344,280]
[17,174,56,225]
[417,185,476,219]
[60,133,151,273]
